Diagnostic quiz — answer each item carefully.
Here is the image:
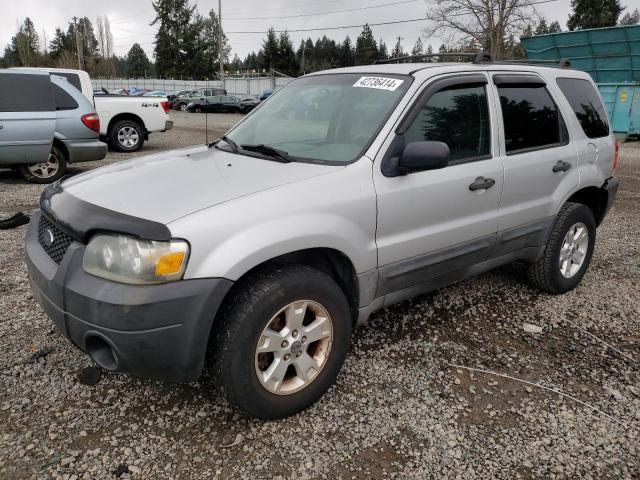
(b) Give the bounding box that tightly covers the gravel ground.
[0,115,638,479]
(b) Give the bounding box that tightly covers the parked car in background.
[259,88,274,101]
[14,68,174,152]
[187,94,259,114]
[172,88,227,111]
[0,69,107,183]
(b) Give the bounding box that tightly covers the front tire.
[109,120,145,152]
[19,145,67,184]
[212,265,352,419]
[527,202,596,294]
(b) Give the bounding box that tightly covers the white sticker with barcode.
[353,76,404,91]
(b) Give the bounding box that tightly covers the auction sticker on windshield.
[353,76,404,91]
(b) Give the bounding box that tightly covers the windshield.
[225,73,410,164]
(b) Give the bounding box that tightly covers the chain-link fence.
[91,75,293,96]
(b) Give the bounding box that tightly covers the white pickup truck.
[15,68,173,152]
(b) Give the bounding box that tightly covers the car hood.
[61,145,339,224]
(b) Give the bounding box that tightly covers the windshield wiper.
[240,144,292,163]
[215,135,239,153]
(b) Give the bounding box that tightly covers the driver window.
[404,84,491,163]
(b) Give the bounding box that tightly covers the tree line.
[0,0,637,79]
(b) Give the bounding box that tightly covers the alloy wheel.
[27,152,59,179]
[255,300,333,395]
[117,126,140,149]
[559,222,589,278]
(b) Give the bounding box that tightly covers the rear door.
[0,72,55,165]
[490,73,579,253]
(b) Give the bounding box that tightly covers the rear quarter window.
[0,73,55,112]
[53,84,79,111]
[556,78,609,138]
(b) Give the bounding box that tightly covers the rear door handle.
[469,177,496,191]
[553,160,572,173]
[0,122,3,129]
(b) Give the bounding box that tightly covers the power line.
[224,0,421,21]
[224,0,560,35]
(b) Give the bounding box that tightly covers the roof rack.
[374,52,481,64]
[374,51,572,68]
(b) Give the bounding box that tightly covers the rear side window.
[497,85,564,153]
[404,84,491,162]
[53,72,82,92]
[556,78,609,138]
[0,73,54,112]
[53,84,79,111]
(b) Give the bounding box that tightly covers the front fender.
[169,159,378,281]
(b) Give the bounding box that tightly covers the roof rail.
[487,58,572,68]
[374,52,480,64]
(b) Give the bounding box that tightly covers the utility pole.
[73,16,83,70]
[218,0,224,85]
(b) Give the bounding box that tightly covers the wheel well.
[108,113,146,136]
[567,186,608,226]
[52,138,68,161]
[226,248,360,324]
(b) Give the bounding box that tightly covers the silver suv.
[26,62,619,419]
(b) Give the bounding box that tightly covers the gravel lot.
[0,113,638,479]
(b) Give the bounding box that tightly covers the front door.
[374,73,504,296]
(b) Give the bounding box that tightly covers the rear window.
[556,78,609,139]
[0,73,54,112]
[497,85,564,153]
[53,84,79,111]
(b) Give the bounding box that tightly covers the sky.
[0,0,576,61]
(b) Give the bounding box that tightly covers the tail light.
[613,140,619,174]
[81,113,100,133]
[160,101,170,114]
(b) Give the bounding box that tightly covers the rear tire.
[211,265,352,419]
[527,202,596,294]
[19,145,67,184]
[109,119,145,152]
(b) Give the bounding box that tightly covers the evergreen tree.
[535,18,549,34]
[276,32,299,76]
[620,8,640,25]
[355,24,378,65]
[231,53,242,71]
[378,39,389,61]
[567,0,623,30]
[49,27,71,60]
[391,38,405,59]
[200,9,230,76]
[425,43,434,62]
[549,20,563,32]
[260,28,279,70]
[126,43,150,77]
[152,0,197,77]
[339,36,355,67]
[6,18,40,66]
[412,38,424,56]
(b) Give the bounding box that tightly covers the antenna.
[205,77,209,146]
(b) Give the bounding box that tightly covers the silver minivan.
[26,60,619,419]
[0,70,107,183]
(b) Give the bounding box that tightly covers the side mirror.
[398,141,450,173]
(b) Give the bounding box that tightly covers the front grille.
[38,215,74,264]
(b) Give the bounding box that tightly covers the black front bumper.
[26,211,233,382]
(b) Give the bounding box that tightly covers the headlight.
[83,234,190,284]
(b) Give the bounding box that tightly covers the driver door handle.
[553,160,572,173]
[469,176,496,191]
